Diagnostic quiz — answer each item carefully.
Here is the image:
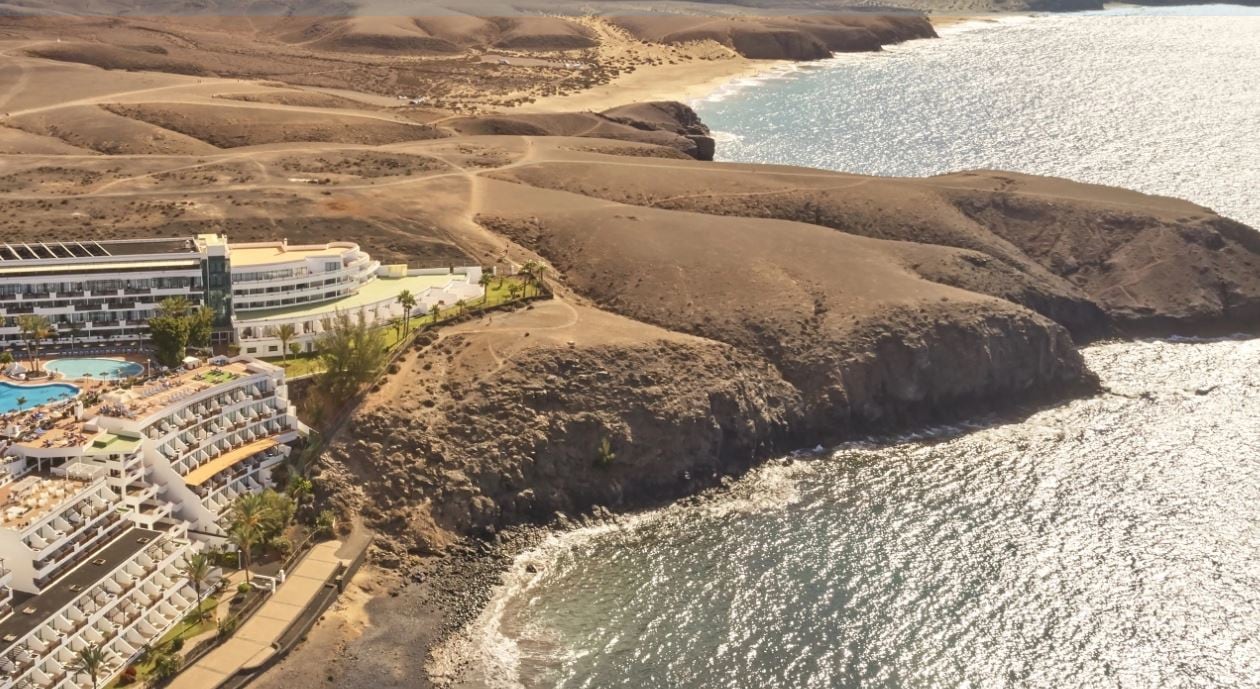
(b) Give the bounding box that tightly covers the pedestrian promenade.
[169,540,346,689]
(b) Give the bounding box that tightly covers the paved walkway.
[169,540,346,689]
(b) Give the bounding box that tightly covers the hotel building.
[0,235,484,355]
[0,232,477,685]
[0,357,306,688]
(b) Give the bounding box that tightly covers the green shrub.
[594,437,616,467]
[218,614,240,638]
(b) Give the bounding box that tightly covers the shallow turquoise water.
[45,357,144,380]
[0,381,79,413]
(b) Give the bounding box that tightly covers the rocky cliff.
[307,126,1260,562]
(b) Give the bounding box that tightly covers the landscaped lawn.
[267,353,324,379]
[201,369,237,385]
[104,596,218,688]
[262,276,535,379]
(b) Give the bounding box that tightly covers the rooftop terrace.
[0,528,159,646]
[228,243,353,268]
[0,471,96,532]
[4,360,265,453]
[0,238,197,263]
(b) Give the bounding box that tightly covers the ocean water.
[451,9,1260,689]
[696,6,1260,229]
[460,338,1260,689]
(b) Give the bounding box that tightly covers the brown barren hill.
[304,15,599,54]
[609,15,937,59]
[103,103,446,147]
[486,155,1260,335]
[4,105,221,155]
[25,42,212,75]
[473,177,1092,430]
[443,109,712,159]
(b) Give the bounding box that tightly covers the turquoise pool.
[46,358,144,380]
[0,381,78,413]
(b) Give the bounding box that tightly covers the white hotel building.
[0,357,305,688]
[0,235,485,356]
[0,231,477,687]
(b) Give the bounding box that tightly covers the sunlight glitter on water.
[695,7,1260,228]
[457,8,1260,688]
[469,338,1260,689]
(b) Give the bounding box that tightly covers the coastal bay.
[0,4,1256,688]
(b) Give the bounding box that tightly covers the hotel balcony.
[1,529,199,689]
[32,513,126,588]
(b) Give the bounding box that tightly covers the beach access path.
[169,540,347,689]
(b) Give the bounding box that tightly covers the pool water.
[45,358,144,380]
[0,381,79,414]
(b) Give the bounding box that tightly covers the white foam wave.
[689,62,807,106]
[440,458,812,687]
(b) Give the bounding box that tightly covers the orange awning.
[183,438,279,487]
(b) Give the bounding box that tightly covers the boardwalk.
[170,540,346,689]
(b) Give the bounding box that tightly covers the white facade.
[0,357,306,688]
[0,239,205,350]
[234,266,484,357]
[228,241,379,313]
[0,235,486,359]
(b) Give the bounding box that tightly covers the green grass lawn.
[201,369,238,385]
[263,276,535,379]
[104,597,218,688]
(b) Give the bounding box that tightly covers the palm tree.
[226,493,268,583]
[519,260,548,297]
[478,272,493,303]
[68,321,84,350]
[181,552,214,622]
[532,263,549,296]
[276,323,297,363]
[428,303,441,325]
[16,314,52,373]
[69,644,107,689]
[396,290,416,333]
[228,521,258,585]
[455,299,467,318]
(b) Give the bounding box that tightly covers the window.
[246,347,257,354]
[268,345,278,352]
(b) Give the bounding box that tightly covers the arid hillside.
[3,122,1257,548]
[0,12,935,111]
[2,22,1259,685]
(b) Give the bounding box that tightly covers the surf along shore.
[514,15,983,113]
[237,12,1260,689]
[1,6,1247,689]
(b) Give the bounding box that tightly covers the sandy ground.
[514,55,783,112]
[1,8,1251,689]
[514,14,971,112]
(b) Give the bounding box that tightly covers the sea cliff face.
[311,121,1260,562]
[308,106,1260,564]
[320,302,1091,556]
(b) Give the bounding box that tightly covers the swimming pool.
[0,381,79,413]
[45,358,144,380]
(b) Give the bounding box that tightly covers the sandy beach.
[514,14,977,113]
[513,55,788,112]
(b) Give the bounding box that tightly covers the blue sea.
[448,8,1260,689]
